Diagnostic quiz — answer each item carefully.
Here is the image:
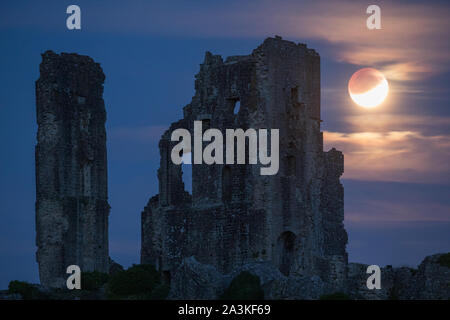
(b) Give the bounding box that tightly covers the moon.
[348,68,389,108]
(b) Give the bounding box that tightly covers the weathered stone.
[413,253,450,299]
[168,256,230,300]
[347,263,395,300]
[168,257,332,300]
[108,258,124,275]
[141,37,348,295]
[230,262,330,300]
[35,51,110,288]
[30,40,449,300]
[347,253,450,300]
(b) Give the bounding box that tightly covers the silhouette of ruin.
[35,51,109,288]
[141,37,348,290]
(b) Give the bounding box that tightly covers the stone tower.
[35,51,109,288]
[141,37,348,290]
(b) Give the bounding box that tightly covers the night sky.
[0,0,449,289]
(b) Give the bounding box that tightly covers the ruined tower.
[35,51,109,287]
[141,37,348,290]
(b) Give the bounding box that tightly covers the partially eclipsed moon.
[348,68,389,108]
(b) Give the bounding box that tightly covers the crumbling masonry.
[35,51,109,287]
[30,39,449,299]
[141,37,348,289]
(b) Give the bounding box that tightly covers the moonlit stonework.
[348,68,389,108]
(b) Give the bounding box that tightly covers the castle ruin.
[30,38,449,300]
[35,51,110,287]
[141,37,348,290]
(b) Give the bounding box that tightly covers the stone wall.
[35,51,110,288]
[348,253,450,300]
[141,37,347,291]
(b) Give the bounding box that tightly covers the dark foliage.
[81,271,109,291]
[319,292,351,300]
[437,253,450,268]
[107,264,168,299]
[220,271,264,300]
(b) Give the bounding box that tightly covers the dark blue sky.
[0,1,449,289]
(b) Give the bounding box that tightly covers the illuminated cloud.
[324,130,450,184]
[258,1,450,81]
[2,1,448,80]
[144,0,450,80]
[328,113,450,135]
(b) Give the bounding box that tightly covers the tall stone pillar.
[35,51,109,288]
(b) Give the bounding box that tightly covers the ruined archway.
[277,231,296,276]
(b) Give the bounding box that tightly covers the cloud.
[324,130,450,184]
[328,114,450,136]
[110,0,450,81]
[346,199,450,223]
[343,179,450,223]
[3,1,448,81]
[260,0,450,81]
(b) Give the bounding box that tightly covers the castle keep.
[35,51,110,287]
[141,37,348,288]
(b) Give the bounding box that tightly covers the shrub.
[437,253,450,268]
[149,283,171,300]
[220,271,264,300]
[81,271,109,291]
[107,264,165,299]
[319,292,351,300]
[8,281,40,300]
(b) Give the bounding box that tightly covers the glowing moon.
[348,68,389,108]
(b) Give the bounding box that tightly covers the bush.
[81,271,109,291]
[319,292,351,300]
[8,281,40,300]
[107,264,166,299]
[437,253,450,268]
[149,283,171,300]
[220,271,264,300]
